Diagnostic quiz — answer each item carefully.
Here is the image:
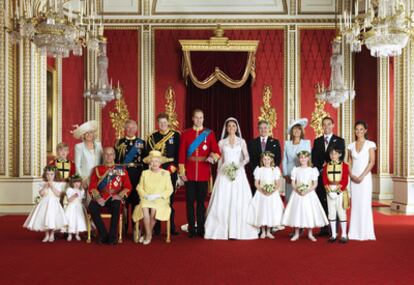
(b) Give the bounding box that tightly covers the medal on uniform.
[202,144,208,151]
[169,138,174,144]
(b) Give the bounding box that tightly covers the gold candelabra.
[165,86,179,131]
[109,89,130,140]
[258,85,277,136]
[311,83,330,138]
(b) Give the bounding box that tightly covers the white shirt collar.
[260,136,268,141]
[324,133,333,142]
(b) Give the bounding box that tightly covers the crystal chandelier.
[316,39,356,108]
[84,39,120,107]
[8,0,104,58]
[341,0,414,57]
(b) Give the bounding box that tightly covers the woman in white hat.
[282,118,311,202]
[132,150,173,245]
[73,121,103,187]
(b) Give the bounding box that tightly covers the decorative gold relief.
[180,26,258,89]
[311,85,330,138]
[110,93,130,140]
[46,66,58,156]
[164,86,179,131]
[258,85,277,136]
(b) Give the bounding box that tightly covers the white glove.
[146,194,161,201]
[328,192,337,200]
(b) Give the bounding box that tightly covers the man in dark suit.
[248,120,281,194]
[311,116,345,236]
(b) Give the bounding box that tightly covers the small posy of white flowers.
[223,162,239,181]
[297,183,309,194]
[262,184,275,194]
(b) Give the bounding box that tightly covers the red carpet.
[1,202,414,285]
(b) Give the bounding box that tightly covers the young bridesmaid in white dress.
[348,121,376,241]
[282,151,328,242]
[247,151,284,239]
[63,175,88,241]
[23,166,67,242]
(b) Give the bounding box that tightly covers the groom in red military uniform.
[89,147,132,245]
[179,109,220,238]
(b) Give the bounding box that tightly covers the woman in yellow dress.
[132,150,173,245]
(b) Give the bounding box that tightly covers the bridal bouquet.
[262,184,275,194]
[223,162,239,181]
[296,183,309,194]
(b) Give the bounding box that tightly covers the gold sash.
[149,131,175,153]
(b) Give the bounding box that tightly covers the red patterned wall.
[101,29,140,146]
[62,54,85,159]
[154,28,285,140]
[354,46,378,173]
[299,29,337,141]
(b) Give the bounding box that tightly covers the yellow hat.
[143,150,168,164]
[72,120,98,140]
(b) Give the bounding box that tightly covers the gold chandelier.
[7,0,104,58]
[340,0,414,57]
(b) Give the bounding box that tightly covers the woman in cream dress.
[73,120,103,187]
[133,150,173,245]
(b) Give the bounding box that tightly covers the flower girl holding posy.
[282,151,328,242]
[63,174,88,241]
[247,151,284,239]
[23,166,68,242]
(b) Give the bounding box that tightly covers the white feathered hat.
[287,118,308,135]
[72,120,98,140]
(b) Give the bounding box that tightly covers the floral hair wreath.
[296,150,311,158]
[43,165,58,172]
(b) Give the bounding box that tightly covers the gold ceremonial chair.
[134,219,171,244]
[86,206,126,244]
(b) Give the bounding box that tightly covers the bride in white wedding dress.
[204,118,259,240]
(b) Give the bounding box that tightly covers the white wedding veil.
[220,117,243,140]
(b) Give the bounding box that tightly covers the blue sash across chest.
[187,129,211,157]
[123,140,142,164]
[97,166,124,191]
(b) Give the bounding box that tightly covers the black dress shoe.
[317,229,330,237]
[97,237,108,245]
[328,237,337,243]
[340,237,348,244]
[197,232,205,238]
[171,231,180,236]
[188,232,196,238]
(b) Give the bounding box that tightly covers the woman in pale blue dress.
[282,118,311,202]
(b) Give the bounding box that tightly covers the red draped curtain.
[184,50,253,141]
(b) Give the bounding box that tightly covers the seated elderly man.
[133,150,173,245]
[88,147,132,245]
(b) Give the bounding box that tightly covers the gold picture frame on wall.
[47,66,58,156]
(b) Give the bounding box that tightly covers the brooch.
[202,144,208,151]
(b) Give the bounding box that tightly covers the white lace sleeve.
[240,139,250,167]
[217,140,225,172]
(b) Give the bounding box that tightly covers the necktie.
[324,136,329,149]
[261,138,266,152]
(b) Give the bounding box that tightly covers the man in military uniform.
[88,147,132,245]
[179,109,221,238]
[114,119,146,231]
[147,113,180,235]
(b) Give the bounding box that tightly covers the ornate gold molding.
[285,25,298,137]
[152,0,288,15]
[110,95,130,140]
[0,0,6,176]
[164,86,179,131]
[377,58,390,175]
[258,85,277,137]
[103,18,338,25]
